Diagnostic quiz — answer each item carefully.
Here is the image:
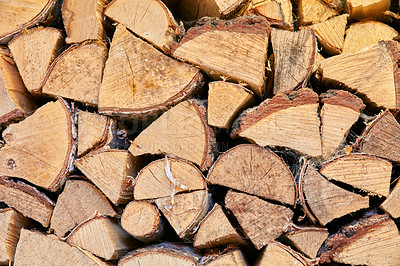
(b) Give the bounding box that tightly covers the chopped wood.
[247,0,293,28]
[320,0,347,13]
[225,190,293,249]
[66,216,137,260]
[270,28,317,95]
[129,100,216,171]
[98,24,204,118]
[207,144,296,205]
[312,52,324,72]
[347,0,390,21]
[121,200,164,243]
[320,153,392,197]
[193,203,246,249]
[155,190,210,239]
[231,88,322,157]
[50,179,118,237]
[62,0,111,43]
[203,249,248,266]
[74,149,138,205]
[297,0,338,25]
[8,27,64,94]
[134,157,206,200]
[0,98,74,191]
[207,81,255,129]
[380,179,400,218]
[171,16,269,97]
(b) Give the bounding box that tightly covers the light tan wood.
[172,16,269,97]
[98,25,204,118]
[285,226,329,259]
[8,27,64,94]
[0,98,74,191]
[155,190,210,240]
[41,40,108,105]
[74,149,138,205]
[231,88,322,157]
[129,100,216,171]
[51,179,118,237]
[381,179,400,218]
[320,153,392,197]
[320,0,347,12]
[247,0,293,28]
[207,81,255,129]
[256,241,313,266]
[204,249,248,266]
[134,157,206,200]
[347,0,390,21]
[312,52,324,72]
[298,0,338,25]
[207,144,296,205]
[225,190,293,250]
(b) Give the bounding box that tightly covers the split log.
[231,88,322,157]
[318,40,400,109]
[129,100,216,171]
[66,216,137,260]
[50,179,118,237]
[41,40,108,105]
[207,144,296,205]
[193,204,246,249]
[270,28,317,95]
[8,27,64,94]
[347,0,390,21]
[381,179,400,218]
[203,249,248,266]
[246,0,293,28]
[74,149,139,205]
[297,0,337,25]
[98,24,204,118]
[320,153,392,197]
[0,47,36,125]
[207,81,255,129]
[0,98,75,192]
[134,157,206,200]
[171,16,269,97]
[320,0,347,13]
[312,52,324,73]
[225,190,293,249]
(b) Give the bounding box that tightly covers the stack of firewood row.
[2,0,400,265]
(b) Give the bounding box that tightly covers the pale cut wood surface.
[381,179,400,218]
[177,0,250,20]
[247,0,293,27]
[204,249,248,266]
[347,0,390,20]
[256,241,311,266]
[0,98,74,191]
[298,0,338,25]
[285,227,329,259]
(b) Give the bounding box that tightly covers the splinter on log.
[297,0,338,25]
[246,0,293,28]
[380,179,400,218]
[203,249,248,266]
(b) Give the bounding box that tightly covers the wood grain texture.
[347,0,390,21]
[285,226,329,259]
[177,0,250,20]
[255,241,311,265]
[247,0,293,28]
[381,179,400,218]
[298,0,337,25]
[204,249,248,266]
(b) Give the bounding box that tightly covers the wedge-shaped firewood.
[207,144,296,205]
[247,0,293,28]
[74,149,138,205]
[129,100,215,171]
[319,214,400,265]
[134,157,206,200]
[381,180,400,218]
[0,178,54,227]
[51,179,118,237]
[347,0,390,21]
[271,28,317,95]
[225,190,293,249]
[99,25,204,119]
[41,40,108,105]
[204,249,248,266]
[298,0,337,25]
[320,153,392,197]
[255,241,313,266]
[208,81,255,129]
[0,47,36,125]
[172,16,269,97]
[320,90,365,159]
[8,27,64,94]
[319,40,400,109]
[66,216,137,260]
[121,200,164,243]
[0,98,74,191]
[231,88,322,157]
[193,204,246,249]
[155,190,210,239]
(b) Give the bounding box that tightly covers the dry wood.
[121,200,164,243]
[207,81,255,129]
[319,40,400,109]
[320,0,347,13]
[225,190,293,250]
[50,179,118,237]
[247,0,293,28]
[203,249,248,266]
[129,100,215,171]
[207,144,296,205]
[318,213,400,265]
[98,25,204,118]
[347,0,390,21]
[0,47,36,125]
[193,203,246,249]
[74,149,138,205]
[134,157,206,200]
[171,16,269,97]
[155,190,210,239]
[231,88,322,157]
[8,27,64,94]
[297,0,337,25]
[320,153,392,197]
[380,179,400,218]
[270,28,317,95]
[0,98,74,191]
[66,216,137,260]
